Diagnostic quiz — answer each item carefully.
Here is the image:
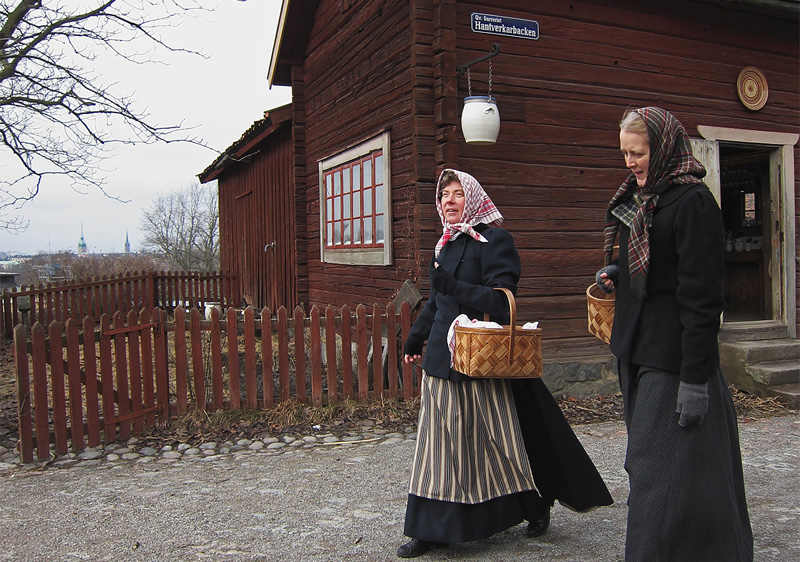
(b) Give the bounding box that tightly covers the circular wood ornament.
[736,66,768,111]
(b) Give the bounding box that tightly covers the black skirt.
[403,378,613,543]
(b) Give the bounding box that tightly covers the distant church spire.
[78,223,88,255]
[125,231,131,254]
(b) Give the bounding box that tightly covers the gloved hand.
[676,381,709,427]
[595,265,619,294]
[432,265,459,296]
[403,333,425,358]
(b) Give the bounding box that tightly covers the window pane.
[326,198,332,221]
[326,174,333,197]
[353,189,361,217]
[363,159,372,187]
[343,220,351,244]
[353,163,361,190]
[344,193,351,219]
[364,218,373,244]
[327,223,333,246]
[364,187,372,215]
[354,219,361,244]
[376,215,384,244]
[333,196,341,220]
[334,172,341,196]
[334,222,341,245]
[343,169,350,194]
[375,184,384,214]
[375,154,383,184]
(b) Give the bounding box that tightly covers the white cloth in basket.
[447,314,539,366]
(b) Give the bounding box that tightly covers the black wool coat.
[610,181,725,384]
[408,224,520,380]
[407,224,613,512]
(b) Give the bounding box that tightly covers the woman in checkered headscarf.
[596,107,753,561]
[396,169,612,558]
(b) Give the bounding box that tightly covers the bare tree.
[140,180,219,272]
[0,0,212,231]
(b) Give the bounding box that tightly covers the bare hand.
[404,354,421,365]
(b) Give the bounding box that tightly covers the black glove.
[431,265,459,295]
[595,265,619,294]
[676,381,709,427]
[403,333,425,357]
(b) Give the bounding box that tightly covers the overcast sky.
[0,0,291,256]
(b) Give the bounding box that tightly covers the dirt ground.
[0,337,790,452]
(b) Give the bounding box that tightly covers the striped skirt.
[408,374,538,504]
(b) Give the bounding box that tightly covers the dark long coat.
[408,224,613,513]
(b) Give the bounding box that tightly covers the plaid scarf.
[434,169,503,257]
[603,107,706,299]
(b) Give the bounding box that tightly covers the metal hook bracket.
[456,43,501,78]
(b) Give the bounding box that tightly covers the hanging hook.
[456,43,501,78]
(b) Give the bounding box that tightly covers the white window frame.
[318,131,393,266]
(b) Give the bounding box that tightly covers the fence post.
[226,307,241,409]
[294,306,306,404]
[82,316,101,446]
[14,324,34,463]
[261,307,274,408]
[386,303,398,398]
[356,305,368,402]
[153,308,170,420]
[174,306,188,416]
[401,302,414,400]
[65,319,85,453]
[310,306,322,406]
[99,314,116,443]
[325,305,337,404]
[372,303,383,399]
[190,308,206,411]
[243,307,257,410]
[126,309,144,435]
[341,305,353,399]
[277,307,290,402]
[210,307,224,411]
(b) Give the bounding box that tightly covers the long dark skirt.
[619,362,753,562]
[403,377,613,544]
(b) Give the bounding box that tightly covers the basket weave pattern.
[452,288,542,379]
[586,283,615,344]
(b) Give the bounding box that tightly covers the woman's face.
[440,180,466,224]
[620,129,650,187]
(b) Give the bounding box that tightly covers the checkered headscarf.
[603,107,706,299]
[434,169,503,257]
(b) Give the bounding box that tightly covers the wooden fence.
[1,270,239,338]
[14,301,420,462]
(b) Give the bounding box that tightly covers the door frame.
[691,126,798,337]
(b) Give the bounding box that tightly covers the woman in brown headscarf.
[596,107,753,561]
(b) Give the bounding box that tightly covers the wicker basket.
[586,283,615,344]
[453,288,542,378]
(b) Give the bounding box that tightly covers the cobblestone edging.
[0,427,418,473]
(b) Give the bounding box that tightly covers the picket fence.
[14,301,419,462]
[1,270,239,338]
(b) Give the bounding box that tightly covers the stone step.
[766,383,800,409]
[719,338,800,364]
[747,360,800,387]
[718,321,789,343]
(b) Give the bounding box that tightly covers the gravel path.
[0,415,797,561]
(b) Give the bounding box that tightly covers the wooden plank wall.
[296,0,798,355]
[301,0,418,307]
[448,0,799,353]
[218,125,297,311]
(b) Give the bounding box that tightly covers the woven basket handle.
[483,287,517,366]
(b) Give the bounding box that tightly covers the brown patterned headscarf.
[603,107,706,299]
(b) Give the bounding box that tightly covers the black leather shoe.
[526,509,551,538]
[397,538,444,558]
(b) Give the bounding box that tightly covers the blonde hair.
[620,109,649,138]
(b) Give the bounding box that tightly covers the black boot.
[526,509,551,538]
[397,538,444,558]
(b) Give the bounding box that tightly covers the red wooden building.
[200,0,799,398]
